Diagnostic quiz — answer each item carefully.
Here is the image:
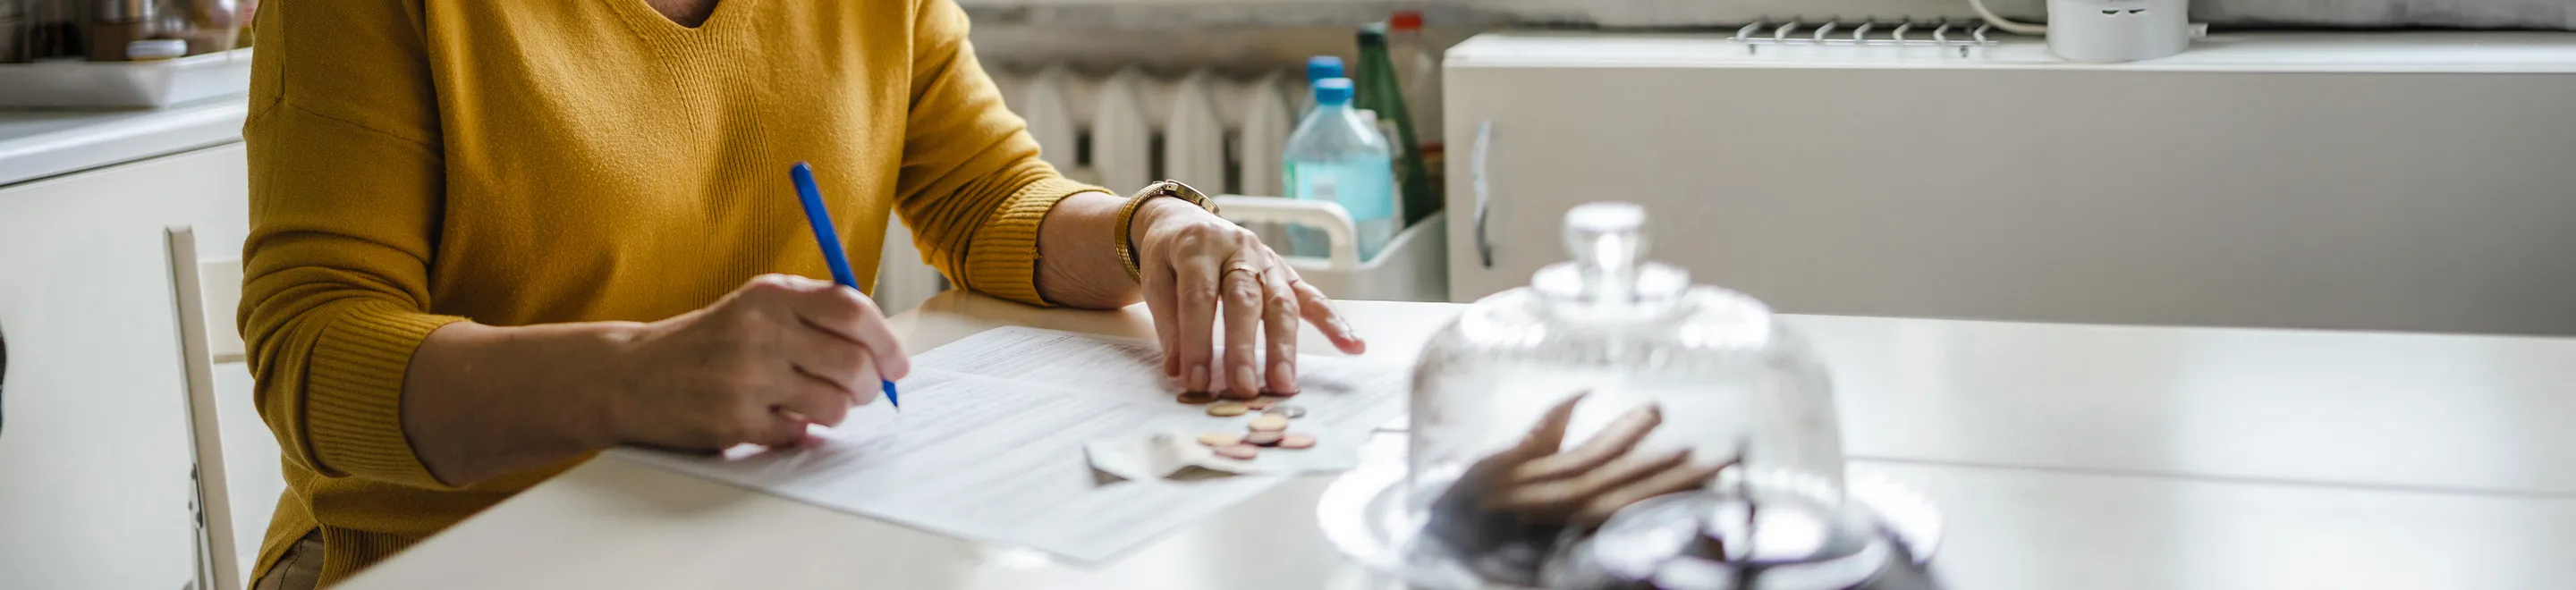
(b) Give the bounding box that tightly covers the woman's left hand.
[1131,198,1367,398]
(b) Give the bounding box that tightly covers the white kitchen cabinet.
[0,144,251,590]
[1441,32,2576,335]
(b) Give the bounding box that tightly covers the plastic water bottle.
[1300,55,1343,116]
[1309,55,1344,82]
[1284,78,1397,260]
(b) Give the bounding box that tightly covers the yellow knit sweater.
[238,0,1092,585]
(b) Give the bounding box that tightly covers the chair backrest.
[165,225,277,590]
[874,217,947,316]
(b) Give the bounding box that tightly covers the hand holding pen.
[559,163,911,452]
[602,274,911,451]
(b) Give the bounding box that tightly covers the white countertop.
[1451,30,2576,73]
[343,291,2576,589]
[0,94,250,187]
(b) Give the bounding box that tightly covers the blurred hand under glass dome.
[1389,202,1936,589]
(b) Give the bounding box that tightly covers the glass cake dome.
[1395,202,1894,587]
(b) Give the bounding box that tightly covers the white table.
[343,292,2576,589]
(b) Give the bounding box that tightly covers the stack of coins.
[1185,391,1307,417]
[1197,399,1316,459]
[1174,390,1296,407]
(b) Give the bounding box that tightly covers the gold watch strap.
[1114,180,1218,282]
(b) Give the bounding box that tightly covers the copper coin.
[1277,434,1317,449]
[1198,433,1242,447]
[1206,401,1250,417]
[1213,443,1258,460]
[1243,431,1284,446]
[1247,414,1290,432]
[1175,391,1217,405]
[1245,397,1278,410]
[1261,405,1307,419]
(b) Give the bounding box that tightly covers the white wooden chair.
[873,217,949,316]
[165,225,283,590]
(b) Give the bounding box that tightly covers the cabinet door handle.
[1471,120,1496,269]
[2,320,9,438]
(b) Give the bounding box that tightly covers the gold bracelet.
[1112,192,1154,282]
[1113,180,1219,282]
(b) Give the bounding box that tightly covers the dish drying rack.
[1212,196,1448,304]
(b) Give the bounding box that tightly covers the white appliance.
[1975,0,2199,62]
[2041,0,2195,61]
[1445,30,2576,335]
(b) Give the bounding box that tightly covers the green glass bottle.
[1354,22,1437,227]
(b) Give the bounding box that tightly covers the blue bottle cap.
[1306,55,1345,84]
[1313,78,1353,105]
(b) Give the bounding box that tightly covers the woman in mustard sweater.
[237,1,1365,586]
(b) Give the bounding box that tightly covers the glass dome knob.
[1539,202,1687,308]
[1564,201,1647,276]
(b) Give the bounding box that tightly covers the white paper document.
[610,326,1408,563]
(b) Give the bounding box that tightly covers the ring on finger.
[1223,262,1263,281]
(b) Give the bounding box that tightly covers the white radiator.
[877,65,1309,313]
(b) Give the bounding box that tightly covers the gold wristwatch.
[1114,180,1219,282]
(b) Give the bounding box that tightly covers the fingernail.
[1334,318,1356,338]
[1274,359,1296,388]
[1189,365,1209,391]
[1233,365,1257,394]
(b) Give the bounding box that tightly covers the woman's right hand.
[604,274,911,451]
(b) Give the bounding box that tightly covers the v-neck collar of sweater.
[602,0,759,39]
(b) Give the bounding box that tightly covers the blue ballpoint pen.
[789,162,901,409]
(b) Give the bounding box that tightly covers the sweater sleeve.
[894,0,1106,307]
[236,0,465,489]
